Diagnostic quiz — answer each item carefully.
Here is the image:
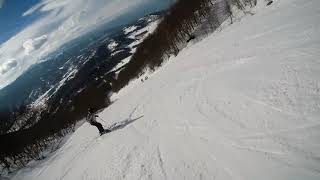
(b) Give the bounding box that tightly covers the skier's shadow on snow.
[107,115,144,132]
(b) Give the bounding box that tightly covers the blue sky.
[0,0,41,44]
[0,0,174,89]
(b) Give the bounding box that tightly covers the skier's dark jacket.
[86,112,98,124]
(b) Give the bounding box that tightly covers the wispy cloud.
[0,59,17,75]
[23,35,48,55]
[0,0,174,89]
[0,0,5,9]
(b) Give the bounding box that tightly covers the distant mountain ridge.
[0,11,163,133]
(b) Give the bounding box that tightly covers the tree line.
[112,0,256,92]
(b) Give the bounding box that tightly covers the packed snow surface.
[13,0,320,179]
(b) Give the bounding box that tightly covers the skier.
[86,108,110,135]
[266,0,273,6]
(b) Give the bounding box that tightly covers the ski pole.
[97,116,105,122]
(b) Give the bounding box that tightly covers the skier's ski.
[100,129,111,136]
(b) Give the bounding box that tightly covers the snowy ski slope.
[12,0,320,179]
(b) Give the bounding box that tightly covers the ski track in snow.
[12,0,320,179]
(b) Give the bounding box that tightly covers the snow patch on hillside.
[123,26,138,35]
[107,41,119,51]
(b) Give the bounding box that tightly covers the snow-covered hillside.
[12,0,320,179]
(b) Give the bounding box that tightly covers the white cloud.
[23,0,68,16]
[23,35,48,55]
[22,2,44,16]
[0,0,174,89]
[0,59,17,75]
